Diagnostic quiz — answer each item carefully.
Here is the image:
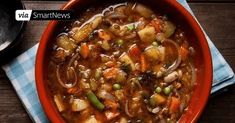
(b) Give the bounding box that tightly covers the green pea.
[113,83,121,90]
[163,86,171,95]
[116,39,124,46]
[155,87,162,93]
[152,41,158,46]
[127,25,135,31]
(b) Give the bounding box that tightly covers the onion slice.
[56,65,77,89]
[163,39,181,75]
[68,53,79,67]
[125,100,134,117]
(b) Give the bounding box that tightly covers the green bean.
[86,90,105,110]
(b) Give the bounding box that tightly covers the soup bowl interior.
[35,0,212,122]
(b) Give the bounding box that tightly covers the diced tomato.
[169,97,180,114]
[128,44,141,60]
[179,46,189,61]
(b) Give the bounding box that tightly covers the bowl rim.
[35,0,212,122]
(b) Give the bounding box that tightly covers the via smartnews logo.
[15,10,73,21]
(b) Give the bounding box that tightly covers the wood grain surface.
[0,0,235,123]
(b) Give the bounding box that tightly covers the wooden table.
[0,0,235,122]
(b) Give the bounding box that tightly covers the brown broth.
[47,2,195,123]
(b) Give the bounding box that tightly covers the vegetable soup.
[47,2,196,123]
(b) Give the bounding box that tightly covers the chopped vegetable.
[86,90,105,110]
[95,68,102,79]
[163,86,172,95]
[152,41,158,46]
[72,16,102,43]
[100,40,110,51]
[119,52,135,71]
[140,54,147,72]
[128,44,141,59]
[144,45,160,61]
[155,87,162,93]
[150,19,162,33]
[114,90,125,100]
[84,115,101,123]
[134,3,154,18]
[116,39,124,46]
[164,71,179,83]
[138,26,156,42]
[57,34,77,53]
[157,46,165,61]
[54,94,65,112]
[71,99,89,112]
[119,117,128,123]
[97,90,115,101]
[156,33,165,42]
[98,29,111,41]
[105,110,120,120]
[149,94,166,106]
[90,79,98,91]
[179,46,189,61]
[113,83,122,90]
[67,87,79,94]
[116,70,127,83]
[80,43,90,59]
[127,24,135,31]
[169,97,180,114]
[103,67,119,80]
[105,61,116,67]
[163,21,176,38]
[104,100,119,110]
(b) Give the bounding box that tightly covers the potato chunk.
[138,26,156,42]
[54,94,65,112]
[71,99,89,112]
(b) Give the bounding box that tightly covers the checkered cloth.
[1,0,235,122]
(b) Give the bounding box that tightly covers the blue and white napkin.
[1,0,235,122]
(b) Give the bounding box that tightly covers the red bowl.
[35,0,212,122]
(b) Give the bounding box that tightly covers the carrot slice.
[128,44,141,59]
[169,97,180,114]
[179,46,189,61]
[80,43,90,59]
[98,30,111,41]
[67,87,78,94]
[140,54,147,72]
